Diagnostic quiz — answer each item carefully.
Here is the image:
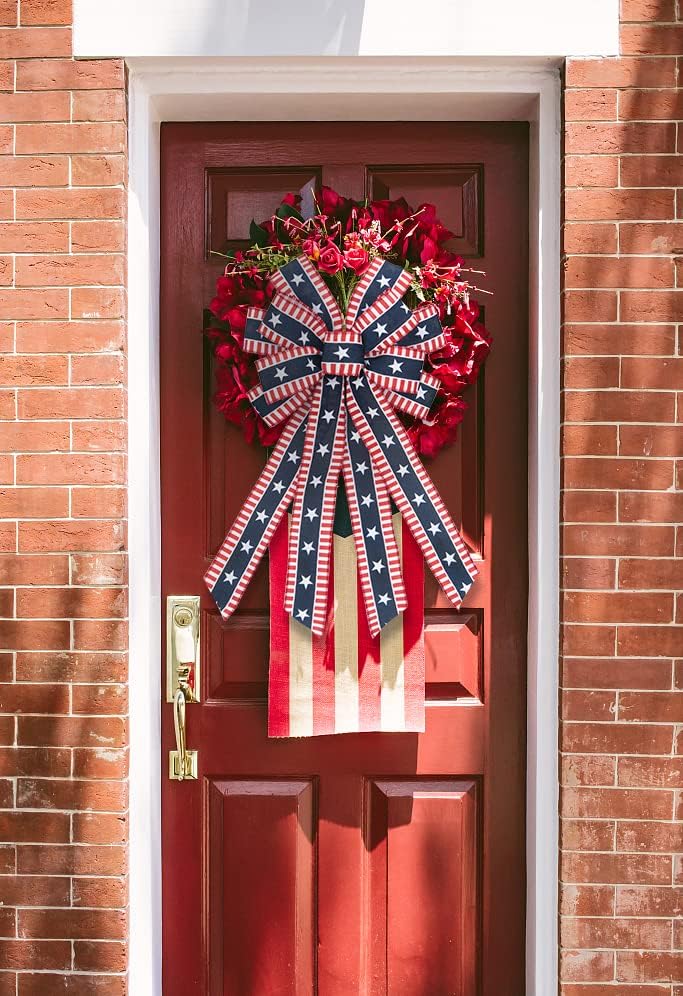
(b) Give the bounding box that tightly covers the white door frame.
[126,58,561,996]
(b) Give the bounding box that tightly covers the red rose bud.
[317,239,344,275]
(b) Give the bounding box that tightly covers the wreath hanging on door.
[202,187,491,737]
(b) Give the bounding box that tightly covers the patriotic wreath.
[204,186,490,459]
[203,188,492,637]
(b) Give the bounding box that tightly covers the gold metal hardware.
[167,595,200,780]
[166,595,200,703]
[169,686,198,781]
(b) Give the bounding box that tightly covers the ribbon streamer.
[204,254,477,637]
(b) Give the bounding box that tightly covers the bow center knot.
[321,339,364,376]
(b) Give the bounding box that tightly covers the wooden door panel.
[161,121,528,995]
[206,778,316,994]
[366,779,478,996]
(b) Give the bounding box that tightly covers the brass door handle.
[169,685,198,781]
[167,595,199,781]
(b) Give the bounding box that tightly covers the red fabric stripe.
[312,551,336,735]
[357,566,382,732]
[267,520,290,737]
[401,523,425,731]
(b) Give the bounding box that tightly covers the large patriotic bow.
[205,255,477,636]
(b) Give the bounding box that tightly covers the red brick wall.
[561,1,683,992]
[0,1,128,992]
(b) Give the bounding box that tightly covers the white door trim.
[126,58,561,996]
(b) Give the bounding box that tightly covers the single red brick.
[0,554,68,585]
[72,877,126,909]
[617,819,683,853]
[565,591,673,624]
[15,187,124,221]
[72,812,126,845]
[0,747,70,777]
[71,156,125,187]
[71,220,125,253]
[0,811,69,844]
[619,757,683,788]
[0,27,71,57]
[617,885,682,916]
[621,155,683,188]
[561,754,616,786]
[621,0,675,15]
[620,425,683,458]
[619,691,683,723]
[18,386,123,419]
[71,421,126,452]
[566,122,675,156]
[563,290,617,322]
[0,154,69,186]
[73,619,127,651]
[565,255,674,289]
[16,778,127,813]
[563,425,616,457]
[21,0,72,24]
[71,353,125,386]
[16,320,124,353]
[15,651,126,683]
[72,90,125,122]
[619,491,683,523]
[619,89,683,121]
[17,715,126,749]
[562,557,616,589]
[17,453,125,486]
[0,222,69,253]
[617,626,683,657]
[620,222,683,254]
[560,950,613,983]
[16,843,125,876]
[563,356,620,389]
[15,123,125,155]
[0,289,68,321]
[561,818,615,851]
[564,390,675,423]
[72,746,128,778]
[0,354,68,385]
[563,656,672,690]
[0,0,16,25]
[566,56,676,88]
[0,683,69,714]
[565,154,619,185]
[71,287,125,321]
[562,689,617,720]
[560,884,615,917]
[565,89,617,121]
[18,908,126,941]
[563,786,673,821]
[622,356,683,389]
[620,23,683,54]
[617,950,683,984]
[0,876,69,908]
[562,722,673,755]
[73,940,127,973]
[562,915,671,951]
[565,187,674,221]
[563,457,673,492]
[18,974,126,996]
[563,223,617,254]
[0,939,71,970]
[0,487,68,518]
[0,92,69,123]
[561,623,616,656]
[16,586,126,619]
[563,851,671,884]
[619,557,683,589]
[16,59,124,91]
[562,491,616,523]
[70,554,127,587]
[73,488,126,521]
[0,421,69,451]
[0,619,69,651]
[15,253,124,287]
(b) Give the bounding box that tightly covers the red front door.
[160,122,529,995]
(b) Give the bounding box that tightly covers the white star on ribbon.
[389,359,403,374]
[274,366,288,381]
[372,560,385,574]
[305,507,319,521]
[270,313,282,327]
[299,575,312,589]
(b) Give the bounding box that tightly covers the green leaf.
[249,220,269,247]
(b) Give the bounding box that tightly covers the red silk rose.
[343,246,370,274]
[317,240,344,275]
